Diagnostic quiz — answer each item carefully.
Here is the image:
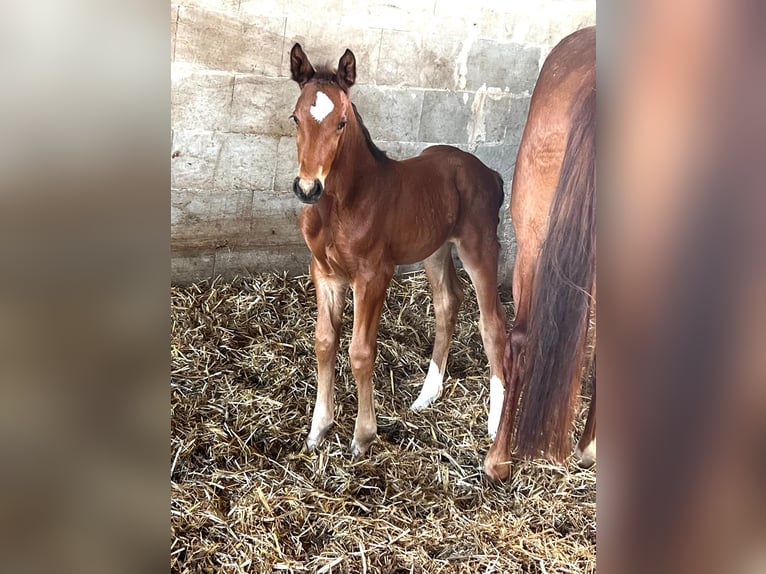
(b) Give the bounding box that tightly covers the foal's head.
[289,43,356,204]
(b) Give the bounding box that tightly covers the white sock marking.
[488,375,504,439]
[310,91,334,123]
[308,401,332,445]
[411,360,443,410]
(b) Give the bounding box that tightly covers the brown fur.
[290,44,508,456]
[485,26,596,480]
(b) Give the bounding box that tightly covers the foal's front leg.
[307,261,348,449]
[348,270,391,457]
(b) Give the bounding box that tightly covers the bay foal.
[289,44,507,457]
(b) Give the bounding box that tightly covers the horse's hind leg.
[411,243,464,410]
[454,236,507,438]
[575,358,596,468]
[484,245,535,479]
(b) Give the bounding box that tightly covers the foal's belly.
[391,235,448,266]
[387,203,456,265]
[315,229,445,275]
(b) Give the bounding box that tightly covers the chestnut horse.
[289,43,507,457]
[484,26,596,481]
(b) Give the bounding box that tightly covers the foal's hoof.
[410,389,441,411]
[306,420,334,452]
[306,428,330,451]
[411,364,443,411]
[350,436,375,459]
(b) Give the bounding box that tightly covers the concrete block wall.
[171,0,596,283]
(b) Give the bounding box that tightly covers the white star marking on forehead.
[310,91,335,123]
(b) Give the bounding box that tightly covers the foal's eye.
[337,120,347,130]
[290,114,299,125]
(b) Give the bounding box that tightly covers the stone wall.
[171,0,596,283]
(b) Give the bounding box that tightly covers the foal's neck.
[328,112,388,203]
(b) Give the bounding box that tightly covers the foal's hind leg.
[411,243,464,410]
[484,310,529,480]
[454,237,507,438]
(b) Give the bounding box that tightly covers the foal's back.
[381,145,503,265]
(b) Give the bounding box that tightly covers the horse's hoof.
[576,454,596,469]
[574,439,596,469]
[484,456,512,482]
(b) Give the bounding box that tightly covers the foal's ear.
[290,43,315,88]
[337,49,356,91]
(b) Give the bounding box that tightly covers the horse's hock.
[171,0,596,284]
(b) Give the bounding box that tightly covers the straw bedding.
[171,271,596,573]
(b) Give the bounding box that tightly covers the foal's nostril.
[292,177,324,203]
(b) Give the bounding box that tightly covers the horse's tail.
[513,84,596,461]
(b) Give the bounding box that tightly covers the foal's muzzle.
[293,177,323,204]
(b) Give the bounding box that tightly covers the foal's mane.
[310,65,389,164]
[351,103,389,163]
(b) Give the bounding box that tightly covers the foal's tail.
[513,85,596,461]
